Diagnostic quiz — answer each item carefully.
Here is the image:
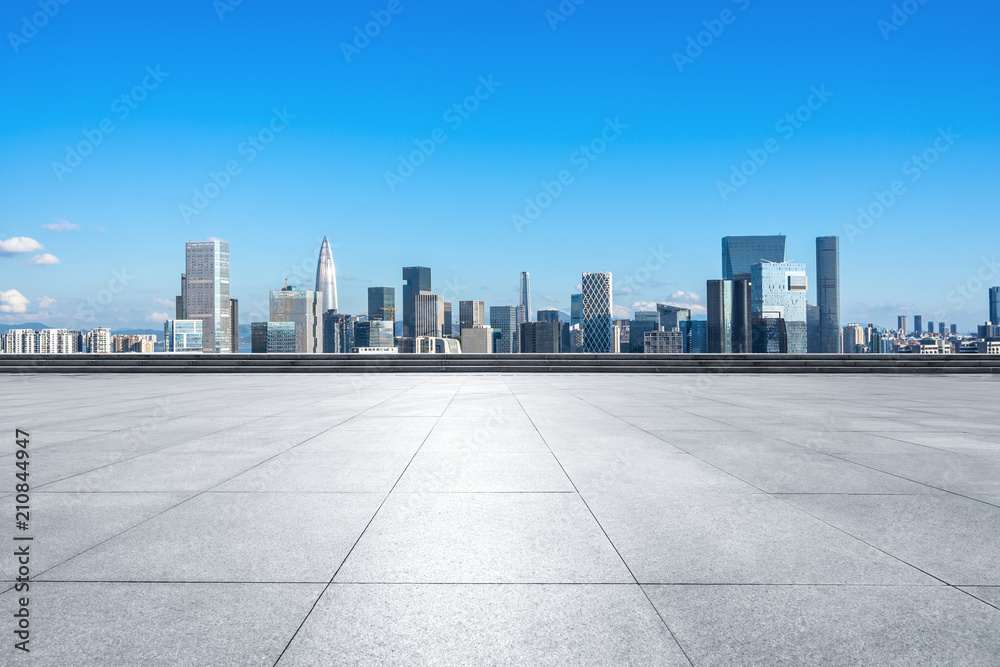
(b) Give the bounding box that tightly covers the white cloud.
[0,237,43,255]
[206,236,227,242]
[25,253,60,265]
[0,290,29,313]
[43,219,79,232]
[612,305,632,319]
[152,297,174,306]
[95,226,107,232]
[670,290,701,302]
[542,295,557,303]
[38,296,57,309]
[144,312,170,323]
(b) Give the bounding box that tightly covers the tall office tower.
[613,319,631,353]
[950,323,957,335]
[751,318,787,354]
[164,320,203,352]
[656,305,690,330]
[898,316,908,333]
[722,235,786,280]
[706,280,733,353]
[368,286,395,322]
[569,325,584,353]
[315,237,338,313]
[927,321,934,334]
[461,324,493,353]
[914,315,923,336]
[250,322,296,353]
[570,294,583,328]
[185,240,231,353]
[402,266,432,337]
[269,286,323,353]
[230,299,239,352]
[991,286,1000,325]
[629,318,659,354]
[516,305,525,330]
[816,236,841,352]
[806,304,820,353]
[731,278,752,353]
[581,272,613,353]
[459,300,486,331]
[443,302,453,336]
[354,320,394,349]
[414,293,445,338]
[751,261,808,353]
[175,273,186,319]
[323,312,354,353]
[689,320,708,353]
[842,323,864,354]
[520,321,560,353]
[938,322,946,335]
[519,272,531,324]
[537,309,561,323]
[490,305,520,353]
[611,324,622,353]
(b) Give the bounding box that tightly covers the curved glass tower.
[315,236,338,313]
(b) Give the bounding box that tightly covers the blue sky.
[1,0,998,331]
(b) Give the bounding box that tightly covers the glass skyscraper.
[164,320,203,353]
[402,266,431,338]
[991,286,1000,326]
[722,235,786,280]
[269,286,324,353]
[315,236,338,313]
[751,261,808,353]
[459,300,485,332]
[519,272,531,324]
[368,286,395,322]
[184,240,231,353]
[250,321,296,353]
[581,272,613,353]
[706,279,733,353]
[570,294,583,328]
[816,236,841,353]
[489,305,520,353]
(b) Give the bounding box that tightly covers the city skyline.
[3,2,998,331]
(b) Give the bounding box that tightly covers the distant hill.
[0,323,161,340]
[0,322,51,333]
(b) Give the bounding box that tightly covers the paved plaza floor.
[2,372,999,665]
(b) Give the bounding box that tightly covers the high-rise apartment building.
[250,322,296,353]
[490,305,520,353]
[914,315,923,336]
[269,286,323,353]
[402,266,432,338]
[184,240,231,353]
[315,236,338,313]
[581,272,613,353]
[368,286,395,322]
[897,316,908,333]
[816,236,841,353]
[991,286,1000,326]
[520,321,560,353]
[938,322,946,336]
[722,235,786,280]
[85,328,112,354]
[459,300,486,332]
[751,261,808,353]
[842,323,864,354]
[519,272,531,324]
[112,334,155,353]
[164,320,203,352]
[644,329,683,354]
[414,293,445,338]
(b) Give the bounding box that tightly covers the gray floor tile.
[396,452,573,492]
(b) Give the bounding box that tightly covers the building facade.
[323,312,354,353]
[520,320,560,353]
[581,272,613,353]
[706,279,733,353]
[250,321,296,353]
[184,240,231,353]
[751,261,808,353]
[269,286,323,353]
[519,272,531,324]
[645,329,683,354]
[368,286,395,322]
[570,293,583,328]
[461,324,493,353]
[459,300,486,331]
[354,320,394,349]
[722,235,786,280]
[112,334,155,353]
[402,266,432,338]
[490,305,520,353]
[991,286,1000,326]
[164,320,203,352]
[414,293,445,338]
[816,236,841,353]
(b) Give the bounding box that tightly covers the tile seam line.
[26,383,422,584]
[271,375,471,667]
[566,389,958,591]
[503,376,696,667]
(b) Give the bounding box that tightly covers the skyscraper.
[185,240,231,353]
[914,315,923,336]
[315,237,338,313]
[402,266,432,338]
[898,316,908,333]
[230,298,239,353]
[991,286,1000,326]
[519,272,531,324]
[816,236,841,353]
[581,272,613,353]
[570,293,583,328]
[250,322,296,353]
[443,302,453,336]
[164,320,202,353]
[368,286,395,322]
[706,280,733,353]
[731,278,752,353]
[459,300,485,331]
[323,312,354,353]
[656,305,690,330]
[175,273,186,319]
[722,235,786,280]
[520,321,560,353]
[269,286,323,353]
[938,322,946,335]
[490,305,520,353]
[414,293,445,338]
[751,261,808,353]
[536,309,561,323]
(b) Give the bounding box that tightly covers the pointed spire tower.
[316,236,338,313]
